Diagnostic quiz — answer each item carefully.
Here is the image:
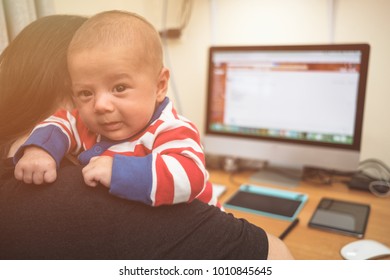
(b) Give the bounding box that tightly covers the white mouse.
[340,239,390,260]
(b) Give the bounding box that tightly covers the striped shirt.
[16,98,220,208]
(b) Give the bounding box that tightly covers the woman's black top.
[0,158,268,259]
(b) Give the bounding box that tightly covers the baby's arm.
[13,110,83,184]
[14,146,57,184]
[108,124,209,206]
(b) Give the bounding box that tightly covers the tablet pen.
[279,218,299,240]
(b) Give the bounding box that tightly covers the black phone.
[308,198,370,238]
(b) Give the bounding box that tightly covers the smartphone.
[308,198,370,238]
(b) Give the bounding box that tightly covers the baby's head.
[68,10,163,76]
[67,10,169,141]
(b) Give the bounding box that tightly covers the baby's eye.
[75,90,93,101]
[114,84,127,93]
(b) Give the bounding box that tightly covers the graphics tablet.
[224,184,308,221]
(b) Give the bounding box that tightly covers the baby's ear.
[156,67,170,102]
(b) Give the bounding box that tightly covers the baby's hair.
[68,10,164,75]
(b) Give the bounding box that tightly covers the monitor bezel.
[205,43,370,152]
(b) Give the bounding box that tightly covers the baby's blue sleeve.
[13,125,69,168]
[109,153,154,205]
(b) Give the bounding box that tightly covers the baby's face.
[68,45,167,140]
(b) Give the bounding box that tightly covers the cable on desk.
[228,170,247,187]
[302,166,354,185]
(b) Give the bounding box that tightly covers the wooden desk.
[209,169,390,260]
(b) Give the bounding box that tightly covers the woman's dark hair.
[0,15,87,157]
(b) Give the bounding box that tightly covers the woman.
[0,15,85,158]
[0,14,293,260]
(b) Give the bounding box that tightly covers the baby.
[14,10,220,208]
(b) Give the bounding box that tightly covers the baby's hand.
[82,156,113,188]
[14,146,57,184]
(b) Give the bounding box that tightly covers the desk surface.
[209,169,390,260]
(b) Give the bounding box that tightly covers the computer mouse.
[340,239,390,260]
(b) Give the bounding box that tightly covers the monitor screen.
[203,44,370,179]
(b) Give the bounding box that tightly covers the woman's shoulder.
[0,158,15,180]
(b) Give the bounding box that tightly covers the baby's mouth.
[100,121,122,131]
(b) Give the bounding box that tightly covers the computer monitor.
[203,44,370,186]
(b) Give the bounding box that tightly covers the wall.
[53,0,390,166]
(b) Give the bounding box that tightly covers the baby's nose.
[94,93,114,113]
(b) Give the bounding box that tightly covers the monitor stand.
[250,165,303,188]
